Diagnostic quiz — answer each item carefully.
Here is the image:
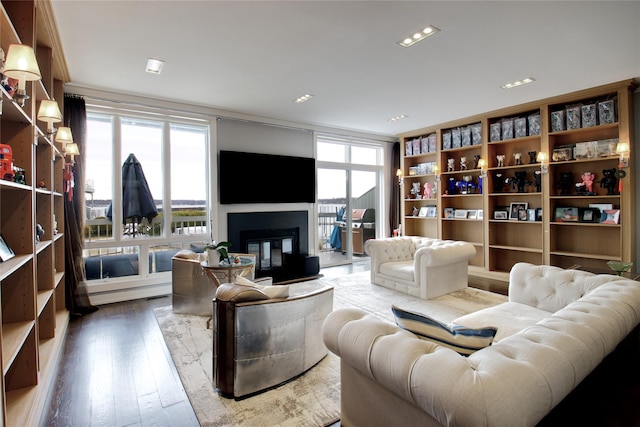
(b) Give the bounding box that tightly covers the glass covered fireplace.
[245,228,298,272]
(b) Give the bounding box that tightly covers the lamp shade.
[65,142,79,156]
[55,126,74,145]
[616,141,630,155]
[3,44,42,87]
[37,100,62,124]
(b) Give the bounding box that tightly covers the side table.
[200,253,256,287]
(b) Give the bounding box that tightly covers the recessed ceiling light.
[145,58,165,74]
[388,115,408,122]
[398,25,440,47]
[501,77,535,89]
[293,93,314,103]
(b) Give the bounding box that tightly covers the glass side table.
[200,253,256,286]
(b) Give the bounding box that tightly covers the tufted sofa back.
[508,262,626,312]
[366,236,448,263]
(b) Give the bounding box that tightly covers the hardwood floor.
[44,261,639,426]
[43,295,200,427]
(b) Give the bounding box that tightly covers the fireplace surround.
[227,211,318,282]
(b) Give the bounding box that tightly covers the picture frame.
[494,210,508,220]
[518,209,528,221]
[0,235,15,262]
[509,202,528,220]
[418,207,428,217]
[580,208,600,223]
[602,209,620,224]
[477,210,484,220]
[426,206,437,218]
[444,207,454,219]
[588,203,613,218]
[527,208,536,222]
[467,210,478,219]
[454,209,468,219]
[554,206,579,222]
[536,208,543,222]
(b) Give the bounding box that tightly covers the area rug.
[154,271,507,427]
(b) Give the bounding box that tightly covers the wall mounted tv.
[219,150,316,204]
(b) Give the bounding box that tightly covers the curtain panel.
[63,94,98,316]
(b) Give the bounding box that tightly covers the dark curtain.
[63,94,98,316]
[389,141,401,236]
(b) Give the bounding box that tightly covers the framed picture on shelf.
[444,207,454,219]
[588,203,613,217]
[418,207,428,217]
[467,210,478,219]
[477,210,484,220]
[536,208,543,221]
[509,202,528,220]
[602,209,620,224]
[580,208,600,223]
[426,206,437,218]
[494,210,508,220]
[554,207,579,222]
[527,208,536,222]
[454,209,468,219]
[0,235,15,262]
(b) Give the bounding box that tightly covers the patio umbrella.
[106,153,158,237]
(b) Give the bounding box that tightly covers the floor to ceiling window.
[316,135,384,267]
[83,107,209,283]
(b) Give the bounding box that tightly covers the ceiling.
[51,1,640,137]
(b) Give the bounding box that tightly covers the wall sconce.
[37,100,62,136]
[65,142,80,163]
[536,151,548,173]
[477,158,487,177]
[616,141,630,168]
[396,168,403,186]
[55,126,73,151]
[3,44,42,107]
[433,164,440,181]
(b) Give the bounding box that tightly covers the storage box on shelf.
[400,132,439,238]
[0,1,69,426]
[398,79,636,281]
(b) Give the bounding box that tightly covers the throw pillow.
[391,305,497,356]
[236,276,290,298]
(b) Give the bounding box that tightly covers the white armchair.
[364,236,475,299]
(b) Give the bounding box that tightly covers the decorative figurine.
[473,154,481,169]
[493,172,504,193]
[423,182,431,199]
[460,156,468,171]
[410,182,421,198]
[528,151,537,164]
[534,170,542,192]
[514,171,527,192]
[557,171,573,195]
[514,152,522,166]
[447,158,455,172]
[576,171,596,195]
[496,154,505,168]
[461,175,475,194]
[35,223,45,243]
[447,177,457,195]
[599,168,618,195]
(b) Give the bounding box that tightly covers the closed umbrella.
[106,153,158,237]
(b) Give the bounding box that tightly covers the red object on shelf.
[0,144,14,181]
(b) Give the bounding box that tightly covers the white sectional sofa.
[322,263,640,427]
[364,236,476,299]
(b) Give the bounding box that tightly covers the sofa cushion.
[391,305,497,355]
[379,260,414,281]
[453,301,551,342]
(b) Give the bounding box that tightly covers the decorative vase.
[207,249,220,266]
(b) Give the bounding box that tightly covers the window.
[84,109,210,279]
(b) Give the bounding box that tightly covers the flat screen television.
[219,150,316,204]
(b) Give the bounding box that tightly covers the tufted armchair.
[364,236,476,299]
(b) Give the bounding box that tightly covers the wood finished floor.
[44,261,639,426]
